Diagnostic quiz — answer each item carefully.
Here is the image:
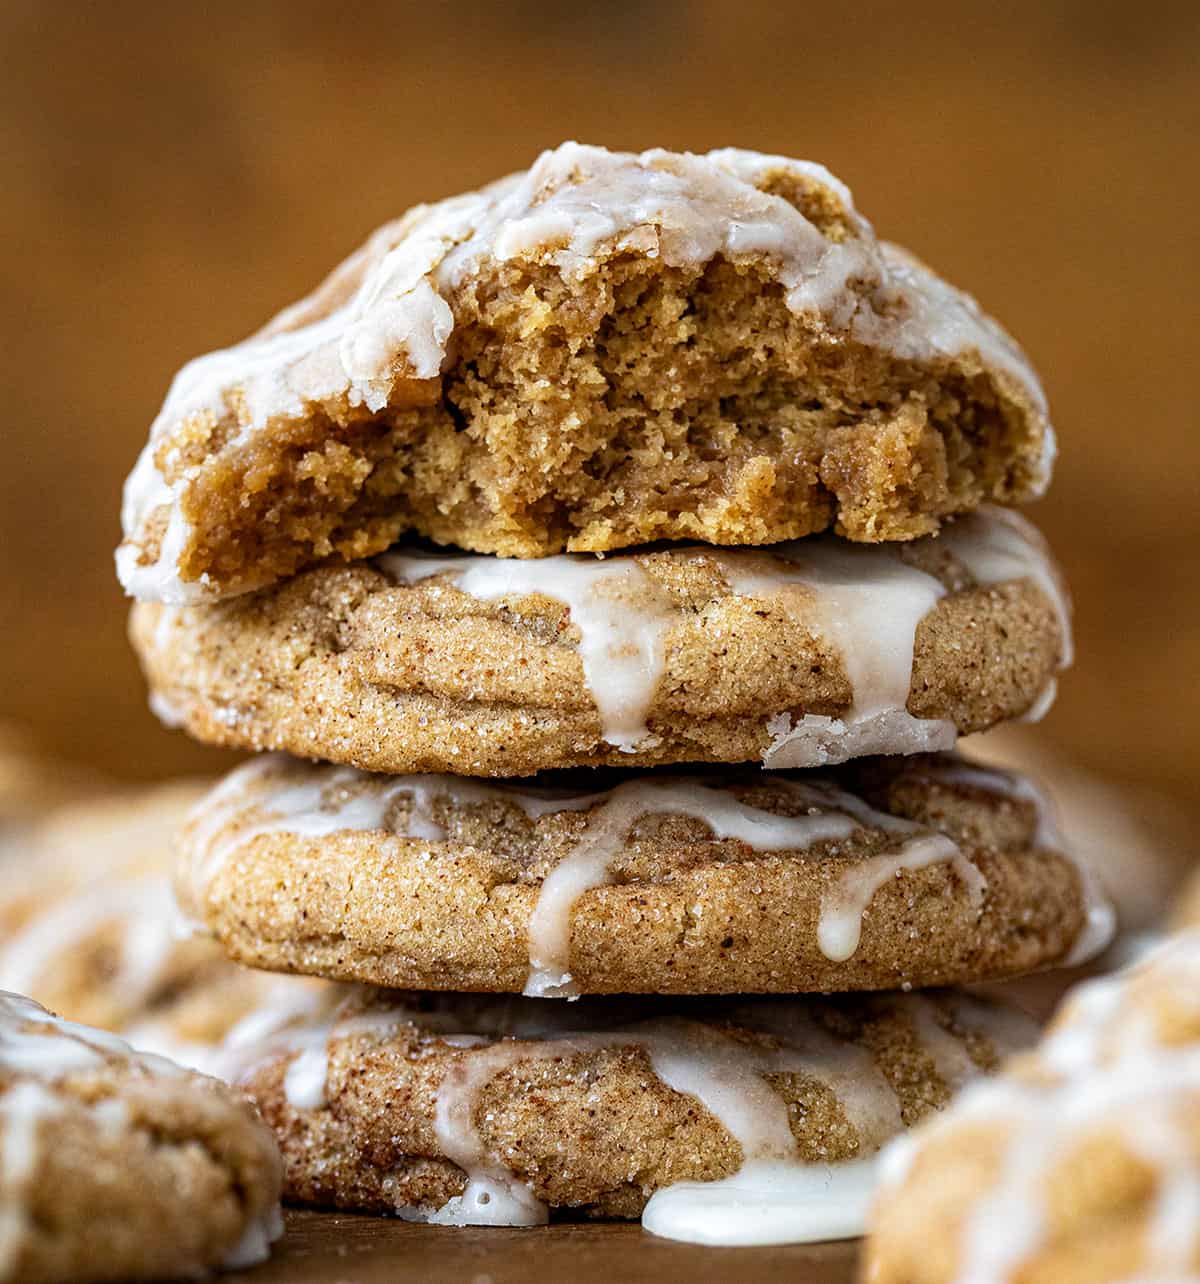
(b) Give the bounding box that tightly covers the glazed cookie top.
[177,752,1114,997]
[0,990,283,1281]
[134,507,1071,776]
[117,143,1053,603]
[865,931,1200,1283]
[0,783,335,1071]
[228,986,1037,1240]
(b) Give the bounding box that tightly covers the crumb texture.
[116,144,1053,603]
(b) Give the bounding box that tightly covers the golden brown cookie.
[0,990,282,1282]
[177,753,1113,997]
[968,726,1196,933]
[133,507,1070,777]
[116,144,1053,604]
[228,986,1035,1231]
[864,930,1200,1283]
[0,782,335,1071]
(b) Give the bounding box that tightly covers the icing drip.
[427,1043,551,1226]
[818,833,973,963]
[118,144,1052,605]
[909,757,1115,966]
[523,779,859,997]
[378,550,675,751]
[235,989,1030,1243]
[717,540,956,767]
[185,758,995,991]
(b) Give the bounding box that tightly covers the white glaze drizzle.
[875,931,1200,1282]
[371,506,1062,768]
[523,778,860,997]
[182,757,1001,995]
[237,988,1031,1243]
[378,549,675,751]
[717,539,956,768]
[118,143,1052,605]
[906,757,1115,966]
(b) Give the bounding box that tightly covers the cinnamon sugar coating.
[131,523,1067,778]
[177,754,1104,995]
[233,988,1034,1220]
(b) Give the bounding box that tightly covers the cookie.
[0,990,282,1282]
[116,143,1053,605]
[133,507,1070,777]
[177,752,1113,997]
[0,782,336,1072]
[968,726,1196,933]
[227,985,1035,1236]
[865,930,1200,1283]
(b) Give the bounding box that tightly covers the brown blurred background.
[1,0,1197,827]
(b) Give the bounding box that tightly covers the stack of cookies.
[117,144,1114,1241]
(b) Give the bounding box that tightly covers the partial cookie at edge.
[0,991,282,1283]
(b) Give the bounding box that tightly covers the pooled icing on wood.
[231,989,1034,1244]
[117,143,1053,605]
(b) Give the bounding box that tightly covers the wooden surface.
[1,0,1198,827]
[228,1213,856,1284]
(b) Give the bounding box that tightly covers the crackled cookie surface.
[865,930,1200,1283]
[117,143,1053,604]
[0,783,335,1072]
[133,507,1070,777]
[0,991,282,1282]
[227,986,1035,1235]
[177,752,1112,996]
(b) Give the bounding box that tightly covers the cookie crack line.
[115,143,1053,605]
